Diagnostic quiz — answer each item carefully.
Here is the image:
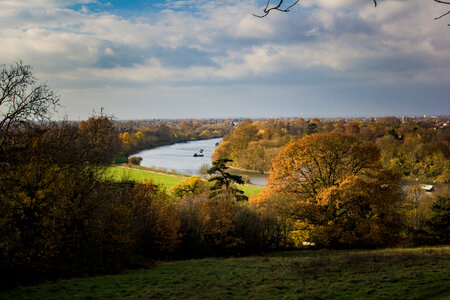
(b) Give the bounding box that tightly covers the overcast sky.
[1,0,449,120]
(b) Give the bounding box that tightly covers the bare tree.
[0,61,60,150]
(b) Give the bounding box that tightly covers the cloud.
[303,0,364,9]
[0,0,448,119]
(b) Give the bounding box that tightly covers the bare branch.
[253,0,449,26]
[0,61,60,150]
[253,0,299,18]
[435,9,450,20]
[434,0,450,4]
[433,0,450,25]
[254,0,378,18]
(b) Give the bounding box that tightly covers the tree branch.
[252,0,449,26]
[434,0,450,25]
[254,1,377,18]
[253,0,299,18]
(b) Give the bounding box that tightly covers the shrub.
[128,156,143,165]
[170,176,206,198]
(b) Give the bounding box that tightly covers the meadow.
[106,165,264,197]
[2,246,449,299]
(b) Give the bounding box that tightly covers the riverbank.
[107,165,264,197]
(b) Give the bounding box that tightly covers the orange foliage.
[269,132,380,198]
[254,132,403,248]
[197,197,243,248]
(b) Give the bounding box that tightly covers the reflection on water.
[135,138,268,186]
[229,169,268,186]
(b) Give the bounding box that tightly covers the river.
[135,138,268,186]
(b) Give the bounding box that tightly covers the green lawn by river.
[106,166,264,197]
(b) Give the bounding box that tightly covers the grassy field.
[106,166,264,197]
[106,166,187,189]
[2,246,449,299]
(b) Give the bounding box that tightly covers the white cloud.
[303,0,363,9]
[0,0,448,118]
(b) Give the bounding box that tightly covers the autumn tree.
[171,176,206,198]
[226,120,259,164]
[262,132,403,247]
[128,182,180,257]
[0,122,132,286]
[78,115,120,164]
[270,132,380,197]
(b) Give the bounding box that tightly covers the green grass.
[105,166,187,190]
[105,166,264,197]
[239,184,264,197]
[118,164,182,175]
[3,246,449,299]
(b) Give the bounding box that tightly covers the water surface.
[135,138,268,185]
[136,138,221,176]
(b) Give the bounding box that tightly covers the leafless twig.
[253,0,299,18]
[254,0,377,18]
[253,0,448,26]
[433,0,450,25]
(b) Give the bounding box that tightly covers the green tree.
[304,122,317,135]
[128,156,143,165]
[427,194,450,244]
[207,159,248,201]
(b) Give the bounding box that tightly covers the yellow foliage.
[170,176,206,198]
[135,131,144,140]
[120,132,132,144]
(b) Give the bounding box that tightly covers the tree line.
[114,118,236,160]
[213,117,449,183]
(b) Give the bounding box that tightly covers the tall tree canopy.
[269,132,380,198]
[252,132,403,248]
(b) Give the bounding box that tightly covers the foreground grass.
[106,166,264,197]
[3,246,449,299]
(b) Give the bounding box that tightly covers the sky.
[0,0,449,120]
